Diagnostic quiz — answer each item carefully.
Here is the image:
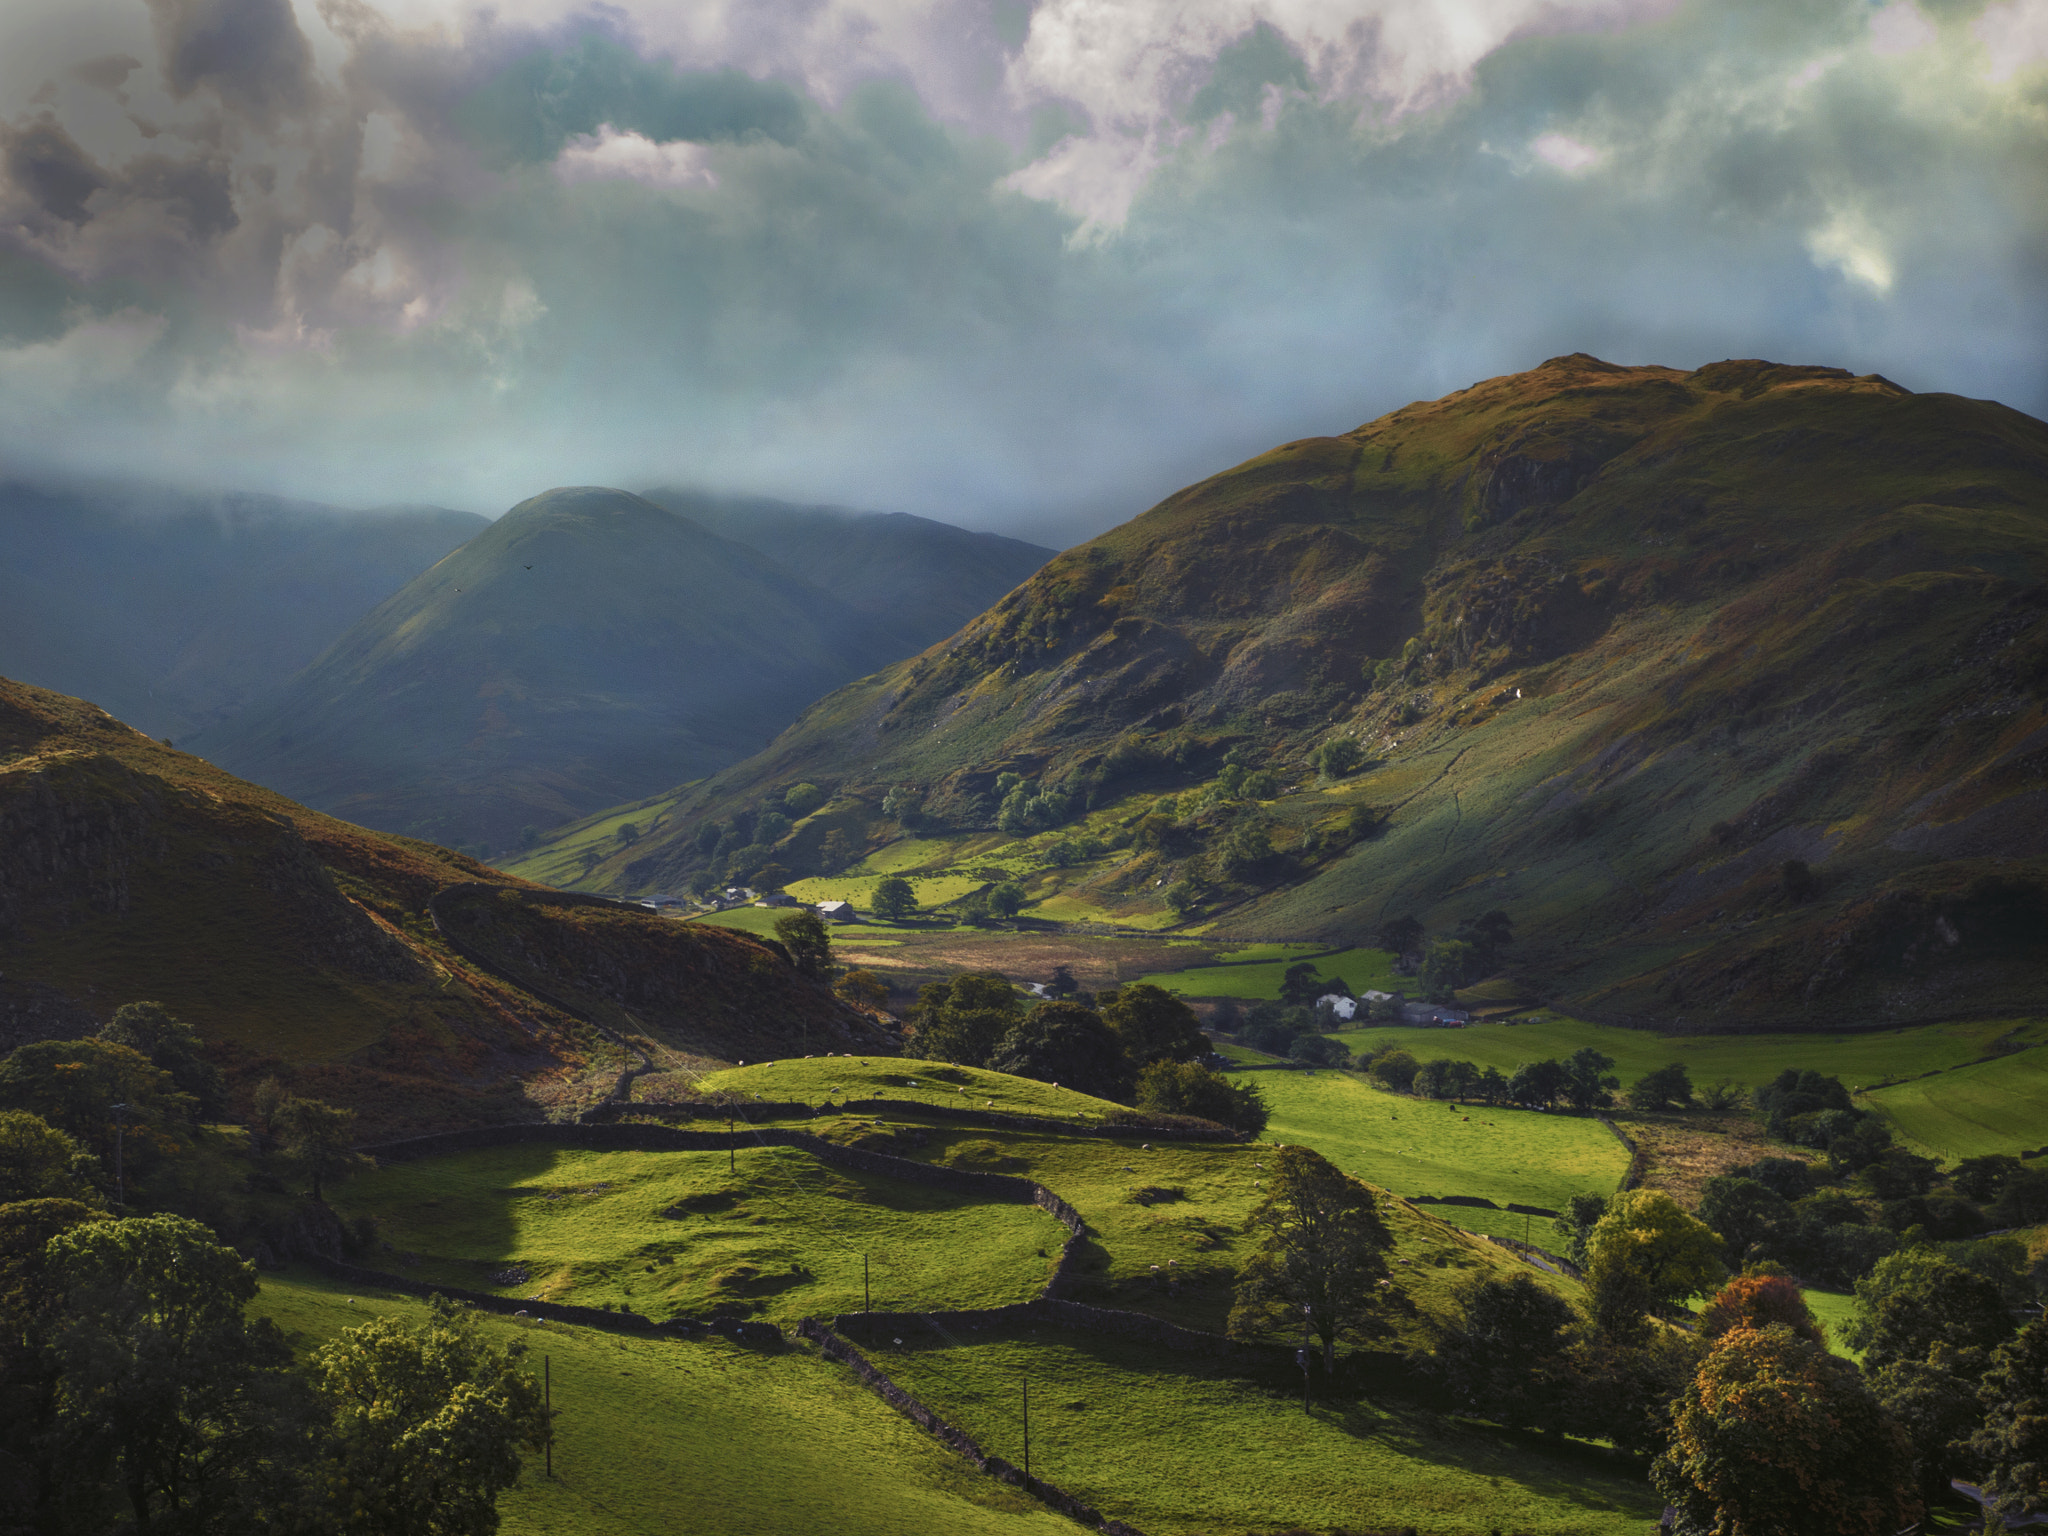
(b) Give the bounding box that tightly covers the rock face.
[602,354,2048,1029]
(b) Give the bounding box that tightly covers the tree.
[834,969,890,1011]
[1228,1146,1396,1371]
[1288,1034,1349,1068]
[1162,881,1197,918]
[0,1110,101,1205]
[987,1001,1133,1101]
[1696,1177,1792,1269]
[1652,1325,1920,1536]
[871,875,917,922]
[773,910,833,980]
[1375,915,1424,973]
[1047,965,1078,998]
[1560,1047,1619,1110]
[101,1001,228,1119]
[277,1096,370,1201]
[988,881,1026,918]
[1583,1190,1725,1338]
[1453,910,1514,973]
[1843,1250,2015,1371]
[0,1038,192,1164]
[1312,738,1363,780]
[43,1214,326,1533]
[1506,1058,1568,1107]
[1102,983,1207,1068]
[1626,1061,1694,1111]
[313,1295,548,1536]
[1418,938,1473,1002]
[1697,1273,1825,1346]
[1552,1193,1608,1266]
[783,781,826,816]
[907,974,1021,1066]
[1277,963,1326,1007]
[0,1198,105,1529]
[1972,1318,2048,1526]
[1134,1061,1270,1135]
[1432,1273,1581,1430]
[1369,1049,1420,1093]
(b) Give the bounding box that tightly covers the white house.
[816,899,858,923]
[1315,993,1358,1021]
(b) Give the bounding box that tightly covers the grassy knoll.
[1325,1015,2047,1097]
[1240,1068,1632,1242]
[697,1057,1131,1120]
[1134,944,1401,999]
[329,1144,1064,1320]
[1860,1046,2048,1160]
[251,1269,1070,1536]
[868,1326,1658,1536]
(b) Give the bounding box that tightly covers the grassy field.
[329,1143,1065,1320]
[1860,1046,2048,1160]
[1134,944,1402,999]
[697,1057,1131,1120]
[251,1269,1072,1536]
[783,872,987,907]
[500,791,689,889]
[1236,1068,1633,1242]
[869,1324,1659,1536]
[1324,1015,2048,1097]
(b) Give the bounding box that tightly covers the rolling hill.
[640,488,1054,655]
[0,476,485,740]
[193,487,1052,854]
[0,673,881,1134]
[578,355,2048,1030]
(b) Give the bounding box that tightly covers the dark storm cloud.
[0,0,2041,535]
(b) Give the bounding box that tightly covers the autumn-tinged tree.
[1697,1273,1825,1346]
[834,969,890,1011]
[1229,1146,1396,1371]
[313,1295,549,1536]
[1652,1324,1919,1536]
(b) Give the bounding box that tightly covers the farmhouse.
[816,899,858,923]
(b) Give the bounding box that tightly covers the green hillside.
[573,356,2048,1030]
[0,674,875,1135]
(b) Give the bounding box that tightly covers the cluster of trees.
[906,980,1268,1134]
[0,1002,551,1533]
[684,781,840,892]
[1,1207,546,1533]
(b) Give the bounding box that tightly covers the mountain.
[190,487,937,853]
[0,477,486,740]
[640,487,1055,652]
[0,673,881,1135]
[590,355,2048,1030]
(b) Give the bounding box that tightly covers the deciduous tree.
[313,1295,548,1536]
[277,1097,370,1201]
[1652,1325,1919,1536]
[907,974,1020,1066]
[1971,1318,2048,1526]
[1432,1273,1580,1430]
[987,1001,1132,1102]
[1101,983,1207,1068]
[871,875,917,922]
[0,1110,100,1205]
[101,1001,228,1119]
[1228,1146,1396,1371]
[1583,1190,1724,1338]
[1626,1061,1694,1111]
[1134,1061,1269,1135]
[773,910,833,980]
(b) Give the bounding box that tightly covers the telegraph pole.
[728,1117,734,1174]
[864,1254,871,1325]
[1301,1305,1313,1412]
[1022,1376,1031,1479]
[544,1356,553,1478]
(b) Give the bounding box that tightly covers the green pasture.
[868,1326,1657,1536]
[1800,1289,1863,1361]
[1134,944,1400,999]
[500,793,686,888]
[329,1144,1063,1320]
[1029,892,1177,928]
[251,1270,1069,1536]
[699,1057,1129,1120]
[1325,1015,2046,1097]
[1239,1068,1632,1242]
[784,871,986,907]
[1860,1046,2048,1160]
[687,905,951,940]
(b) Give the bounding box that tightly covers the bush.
[783,782,826,816]
[1134,1061,1270,1136]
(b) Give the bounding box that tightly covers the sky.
[1,0,2044,545]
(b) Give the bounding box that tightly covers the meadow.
[1132,943,1402,999]
[1235,1068,1632,1242]
[330,1143,1064,1320]
[1860,1046,2048,1160]
[251,1270,1072,1536]
[1322,1014,2047,1097]
[870,1324,1660,1536]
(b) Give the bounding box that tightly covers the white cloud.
[1530,131,1603,172]
[554,125,722,189]
[1869,1,1936,57]
[1975,0,2048,80]
[1806,209,1894,294]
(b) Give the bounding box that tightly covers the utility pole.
[864,1254,871,1326]
[110,1103,130,1206]
[1022,1375,1030,1479]
[1301,1305,1313,1413]
[544,1355,553,1478]
[728,1117,734,1174]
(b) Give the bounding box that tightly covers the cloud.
[0,0,2039,539]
